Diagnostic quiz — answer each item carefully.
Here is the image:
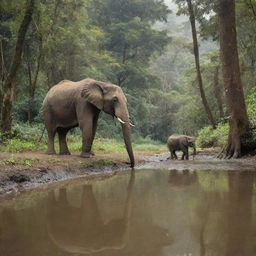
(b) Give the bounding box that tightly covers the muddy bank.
[140,151,256,171]
[0,149,256,195]
[0,152,132,195]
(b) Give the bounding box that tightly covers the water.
[0,169,256,256]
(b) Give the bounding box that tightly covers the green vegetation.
[0,157,38,166]
[0,123,166,154]
[197,124,229,148]
[197,87,256,148]
[0,0,256,153]
[246,88,256,127]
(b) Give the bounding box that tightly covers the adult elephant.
[167,134,196,160]
[43,78,135,167]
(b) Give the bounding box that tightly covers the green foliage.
[197,124,229,148]
[246,87,256,126]
[4,123,45,141]
[0,138,46,152]
[0,123,165,153]
[1,0,256,149]
[197,126,215,148]
[0,123,46,151]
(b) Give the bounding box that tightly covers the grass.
[0,139,46,152]
[0,136,166,154]
[0,157,39,166]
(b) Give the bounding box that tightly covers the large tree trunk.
[0,40,6,117]
[0,0,35,131]
[186,0,216,129]
[212,66,224,119]
[218,0,250,158]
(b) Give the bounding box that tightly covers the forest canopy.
[0,0,256,151]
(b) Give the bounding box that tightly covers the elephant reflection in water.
[47,171,135,254]
[168,169,198,189]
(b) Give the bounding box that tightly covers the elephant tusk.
[117,117,126,124]
[129,122,135,127]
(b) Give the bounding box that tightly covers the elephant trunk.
[121,123,135,168]
[193,145,196,156]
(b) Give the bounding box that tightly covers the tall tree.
[186,0,216,129]
[212,66,224,119]
[25,37,42,124]
[91,0,170,88]
[218,0,250,158]
[0,0,35,131]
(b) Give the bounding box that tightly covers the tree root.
[217,145,227,159]
[217,129,256,159]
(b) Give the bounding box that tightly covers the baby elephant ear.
[187,138,193,143]
[81,82,104,110]
[187,137,196,146]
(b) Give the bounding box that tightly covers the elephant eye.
[113,97,118,103]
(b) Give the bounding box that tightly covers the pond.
[0,169,256,256]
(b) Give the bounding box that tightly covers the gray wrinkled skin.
[167,134,196,160]
[43,78,135,167]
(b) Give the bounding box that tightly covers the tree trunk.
[26,38,42,124]
[212,66,224,119]
[0,40,6,117]
[0,0,35,132]
[186,0,216,129]
[218,0,250,158]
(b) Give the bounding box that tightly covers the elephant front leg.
[181,148,189,160]
[81,123,94,158]
[90,112,99,156]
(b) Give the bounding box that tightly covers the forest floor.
[0,148,255,195]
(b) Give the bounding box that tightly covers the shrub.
[0,123,46,142]
[197,126,215,148]
[246,87,256,126]
[197,123,229,148]
[213,123,229,147]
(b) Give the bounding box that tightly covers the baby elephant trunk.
[193,146,196,156]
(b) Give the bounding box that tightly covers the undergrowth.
[0,124,166,153]
[197,123,229,148]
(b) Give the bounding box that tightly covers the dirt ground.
[0,149,255,195]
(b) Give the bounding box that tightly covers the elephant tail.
[38,126,46,143]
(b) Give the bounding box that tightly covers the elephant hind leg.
[46,128,57,155]
[57,127,71,155]
[170,150,176,159]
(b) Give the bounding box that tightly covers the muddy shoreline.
[0,150,256,195]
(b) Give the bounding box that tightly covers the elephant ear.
[187,136,195,146]
[81,82,105,110]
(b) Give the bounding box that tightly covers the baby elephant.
[167,134,196,160]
